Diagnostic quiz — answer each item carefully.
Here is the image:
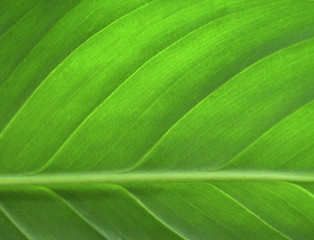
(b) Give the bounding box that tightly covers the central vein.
[0,171,313,187]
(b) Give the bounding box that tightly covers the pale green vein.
[0,203,31,240]
[47,188,109,240]
[32,0,211,173]
[95,186,151,239]
[0,0,155,90]
[127,36,314,172]
[0,1,81,87]
[292,183,314,199]
[0,172,313,187]
[218,99,314,171]
[177,89,313,169]
[0,0,155,137]
[210,184,292,240]
[261,184,314,225]
[162,185,243,239]
[120,186,187,240]
[35,0,283,174]
[81,0,285,172]
[0,2,40,39]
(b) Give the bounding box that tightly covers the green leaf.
[0,0,313,239]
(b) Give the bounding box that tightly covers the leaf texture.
[0,0,313,239]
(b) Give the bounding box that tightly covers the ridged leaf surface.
[0,0,314,239]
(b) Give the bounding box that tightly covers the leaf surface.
[0,0,313,239]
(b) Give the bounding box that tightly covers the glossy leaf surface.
[0,0,314,239]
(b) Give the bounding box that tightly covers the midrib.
[0,171,313,187]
